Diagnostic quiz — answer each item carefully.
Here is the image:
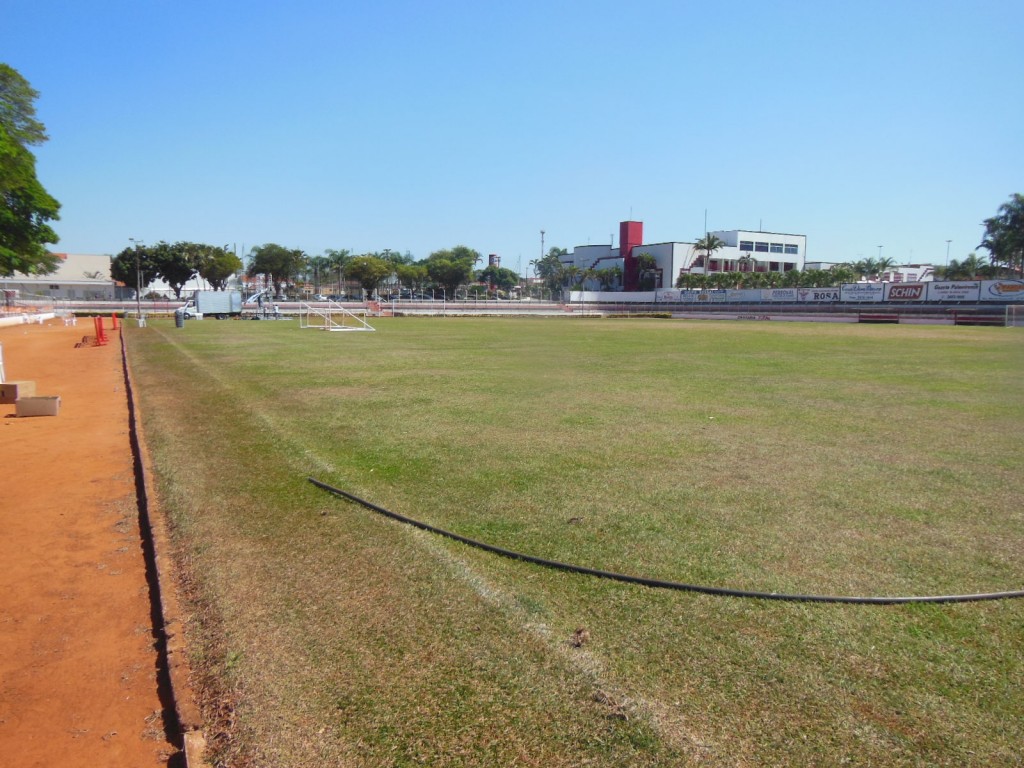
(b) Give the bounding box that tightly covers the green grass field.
[127,317,1024,767]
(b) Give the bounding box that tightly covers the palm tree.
[635,252,658,289]
[325,249,352,295]
[853,257,879,281]
[693,234,726,274]
[876,257,896,281]
[959,252,990,279]
[979,193,1024,277]
[562,265,581,293]
[597,265,622,290]
[307,255,331,295]
[581,267,598,290]
[830,264,857,286]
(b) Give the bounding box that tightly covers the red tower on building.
[620,221,644,291]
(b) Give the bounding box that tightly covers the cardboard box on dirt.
[15,396,60,417]
[0,381,36,404]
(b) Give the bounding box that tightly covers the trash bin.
[175,311,185,328]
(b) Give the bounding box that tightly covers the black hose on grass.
[308,477,1024,605]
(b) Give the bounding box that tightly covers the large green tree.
[195,244,242,290]
[395,262,427,292]
[247,243,305,298]
[425,245,480,297]
[0,64,60,277]
[110,244,159,296]
[151,241,199,299]
[346,255,393,297]
[477,264,520,293]
[980,193,1024,276]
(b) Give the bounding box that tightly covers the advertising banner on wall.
[656,290,681,302]
[691,289,727,302]
[841,283,884,302]
[763,288,799,302]
[980,280,1024,302]
[928,281,980,302]
[798,288,841,302]
[885,283,927,302]
[727,289,763,302]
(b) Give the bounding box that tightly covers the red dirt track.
[0,319,178,767]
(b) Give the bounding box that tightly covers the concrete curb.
[120,328,211,768]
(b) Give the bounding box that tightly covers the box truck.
[176,290,243,319]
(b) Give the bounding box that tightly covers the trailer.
[176,290,243,319]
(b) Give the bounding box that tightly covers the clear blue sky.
[3,0,1021,274]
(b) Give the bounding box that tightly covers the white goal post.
[1007,304,1024,328]
[299,302,376,332]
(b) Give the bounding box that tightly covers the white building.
[2,253,129,300]
[561,221,807,291]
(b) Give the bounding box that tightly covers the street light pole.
[945,239,952,267]
[128,237,144,324]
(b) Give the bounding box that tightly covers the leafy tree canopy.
[477,264,520,292]
[0,64,47,148]
[425,245,480,296]
[346,255,393,296]
[395,262,427,290]
[247,243,305,297]
[195,244,242,290]
[0,65,60,277]
[110,244,160,295]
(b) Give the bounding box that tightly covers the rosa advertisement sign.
[798,288,840,302]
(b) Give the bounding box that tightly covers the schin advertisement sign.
[885,283,927,302]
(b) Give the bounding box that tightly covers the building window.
[783,262,796,271]
[770,261,780,271]
[739,241,753,251]
[784,244,799,255]
[769,243,783,253]
[755,242,769,252]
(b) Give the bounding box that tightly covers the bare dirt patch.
[0,319,178,767]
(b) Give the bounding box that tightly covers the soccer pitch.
[128,317,1024,767]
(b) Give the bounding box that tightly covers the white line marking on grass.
[411,528,715,758]
[144,326,714,757]
[145,326,338,479]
